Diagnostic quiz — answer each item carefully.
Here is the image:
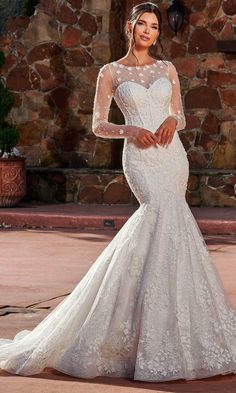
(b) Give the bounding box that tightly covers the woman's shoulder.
[165,60,177,69]
[96,63,113,79]
[99,61,115,69]
[97,62,116,76]
[158,59,173,67]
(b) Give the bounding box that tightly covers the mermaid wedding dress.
[0,59,235,382]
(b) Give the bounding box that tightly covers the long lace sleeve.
[92,64,139,139]
[168,62,186,132]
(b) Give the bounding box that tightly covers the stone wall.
[0,0,235,206]
[24,168,236,207]
[0,0,124,169]
[0,0,24,33]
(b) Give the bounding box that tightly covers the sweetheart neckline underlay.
[114,77,172,96]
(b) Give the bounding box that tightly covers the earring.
[153,40,157,46]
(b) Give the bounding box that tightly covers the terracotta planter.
[0,157,26,207]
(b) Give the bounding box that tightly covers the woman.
[0,1,235,383]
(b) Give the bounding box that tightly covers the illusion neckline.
[113,60,158,68]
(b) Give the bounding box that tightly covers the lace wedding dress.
[0,59,235,382]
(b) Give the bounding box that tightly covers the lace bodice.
[92,59,186,139]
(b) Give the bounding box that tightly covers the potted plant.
[0,51,26,207]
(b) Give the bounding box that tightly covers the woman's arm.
[92,64,140,138]
[168,62,186,132]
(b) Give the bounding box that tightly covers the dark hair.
[124,1,167,65]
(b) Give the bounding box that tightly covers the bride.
[0,1,235,383]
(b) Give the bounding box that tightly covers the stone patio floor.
[0,204,236,392]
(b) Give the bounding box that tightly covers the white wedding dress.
[0,59,235,382]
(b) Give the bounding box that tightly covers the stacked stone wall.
[0,0,119,169]
[0,0,235,206]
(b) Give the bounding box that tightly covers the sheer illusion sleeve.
[92,64,139,139]
[168,62,186,132]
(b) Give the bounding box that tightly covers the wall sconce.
[167,0,185,35]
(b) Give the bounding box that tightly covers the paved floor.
[0,227,235,392]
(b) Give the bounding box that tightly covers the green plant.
[0,51,20,157]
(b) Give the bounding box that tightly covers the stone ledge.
[27,167,236,175]
[27,167,124,174]
[0,203,236,235]
[190,169,236,175]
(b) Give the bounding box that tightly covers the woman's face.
[129,12,160,48]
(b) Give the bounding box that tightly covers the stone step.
[0,203,236,234]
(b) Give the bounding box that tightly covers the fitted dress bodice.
[112,61,173,133]
[92,60,188,202]
[92,59,186,138]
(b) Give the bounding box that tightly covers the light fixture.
[167,0,185,35]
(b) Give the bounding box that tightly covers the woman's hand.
[155,116,177,148]
[132,128,158,149]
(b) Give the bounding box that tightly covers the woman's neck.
[121,49,154,66]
